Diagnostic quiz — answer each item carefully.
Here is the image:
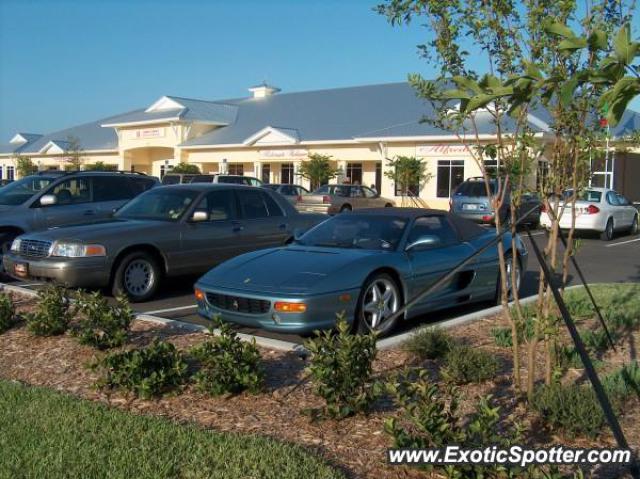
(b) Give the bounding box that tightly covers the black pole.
[526,227,639,479]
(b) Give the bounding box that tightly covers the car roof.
[155,183,260,192]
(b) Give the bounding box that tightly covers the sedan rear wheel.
[600,218,614,241]
[340,204,352,213]
[112,251,161,302]
[356,273,401,336]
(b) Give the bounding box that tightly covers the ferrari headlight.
[51,242,106,258]
[10,238,21,252]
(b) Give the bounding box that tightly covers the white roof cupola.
[248,82,280,99]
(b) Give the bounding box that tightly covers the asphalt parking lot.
[6,230,640,345]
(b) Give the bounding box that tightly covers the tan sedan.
[297,184,395,214]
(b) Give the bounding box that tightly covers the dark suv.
[450,177,541,226]
[0,171,158,261]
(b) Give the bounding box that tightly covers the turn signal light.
[482,215,493,222]
[586,204,600,215]
[540,203,547,213]
[322,195,331,204]
[194,288,205,302]
[274,302,307,313]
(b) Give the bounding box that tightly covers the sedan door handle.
[232,221,244,232]
[83,209,96,216]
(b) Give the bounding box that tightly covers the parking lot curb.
[0,283,40,298]
[376,284,586,350]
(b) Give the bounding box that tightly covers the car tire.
[111,251,161,302]
[629,215,638,236]
[495,251,522,304]
[340,204,352,213]
[355,272,402,337]
[600,218,614,241]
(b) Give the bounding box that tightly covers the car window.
[298,186,309,194]
[564,189,602,202]
[49,178,92,205]
[363,187,377,198]
[616,194,630,206]
[93,176,134,201]
[280,185,296,196]
[115,189,199,221]
[313,185,329,194]
[407,215,459,247]
[350,186,364,198]
[0,176,54,206]
[130,177,157,195]
[455,181,497,197]
[161,175,181,185]
[237,189,270,219]
[246,177,262,186]
[606,191,620,206]
[190,175,214,183]
[217,176,245,185]
[262,191,284,217]
[195,190,236,221]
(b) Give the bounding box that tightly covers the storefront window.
[261,164,270,184]
[228,164,244,176]
[346,163,363,185]
[281,163,294,184]
[7,166,15,181]
[436,160,464,198]
[375,162,382,193]
[483,158,499,177]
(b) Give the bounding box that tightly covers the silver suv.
[0,171,158,261]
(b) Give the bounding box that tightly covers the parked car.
[540,187,638,240]
[162,173,263,187]
[262,184,310,205]
[194,208,527,337]
[450,177,542,226]
[4,184,326,301]
[0,179,13,187]
[297,184,395,214]
[0,171,158,264]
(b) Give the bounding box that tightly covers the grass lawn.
[0,380,345,479]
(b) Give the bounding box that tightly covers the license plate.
[463,204,479,210]
[14,262,28,278]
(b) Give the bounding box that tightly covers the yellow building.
[2,82,639,207]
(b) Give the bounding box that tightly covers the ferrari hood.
[200,246,380,295]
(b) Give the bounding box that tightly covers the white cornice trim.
[101,118,182,128]
[242,126,300,146]
[145,96,185,112]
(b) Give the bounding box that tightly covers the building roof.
[2,82,639,156]
[100,96,238,127]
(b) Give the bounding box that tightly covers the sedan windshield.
[297,214,408,251]
[563,189,602,202]
[115,189,200,221]
[0,176,54,206]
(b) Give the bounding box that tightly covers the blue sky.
[0,0,637,142]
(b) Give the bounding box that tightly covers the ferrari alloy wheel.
[630,215,638,236]
[357,273,401,336]
[505,254,521,300]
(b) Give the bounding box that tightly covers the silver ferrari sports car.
[194,208,527,336]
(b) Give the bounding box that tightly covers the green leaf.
[558,37,588,51]
[588,30,608,51]
[543,20,577,39]
[452,76,482,95]
[439,89,472,100]
[464,94,498,113]
[613,25,635,64]
[559,78,579,107]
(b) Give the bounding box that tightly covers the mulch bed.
[1,292,638,479]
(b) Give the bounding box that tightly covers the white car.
[540,187,638,241]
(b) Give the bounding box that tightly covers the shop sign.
[416,144,469,156]
[134,128,165,139]
[259,149,308,159]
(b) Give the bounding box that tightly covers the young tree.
[297,153,340,190]
[171,162,201,174]
[15,156,37,177]
[63,136,85,171]
[384,156,432,206]
[378,0,636,398]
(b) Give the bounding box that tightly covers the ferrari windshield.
[297,214,408,250]
[115,188,199,221]
[0,176,54,206]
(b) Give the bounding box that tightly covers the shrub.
[190,318,264,396]
[441,345,499,384]
[0,292,17,333]
[94,339,187,399]
[531,383,605,438]
[490,315,536,348]
[385,370,564,479]
[404,326,452,360]
[304,314,379,419]
[74,292,133,349]
[24,286,73,336]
